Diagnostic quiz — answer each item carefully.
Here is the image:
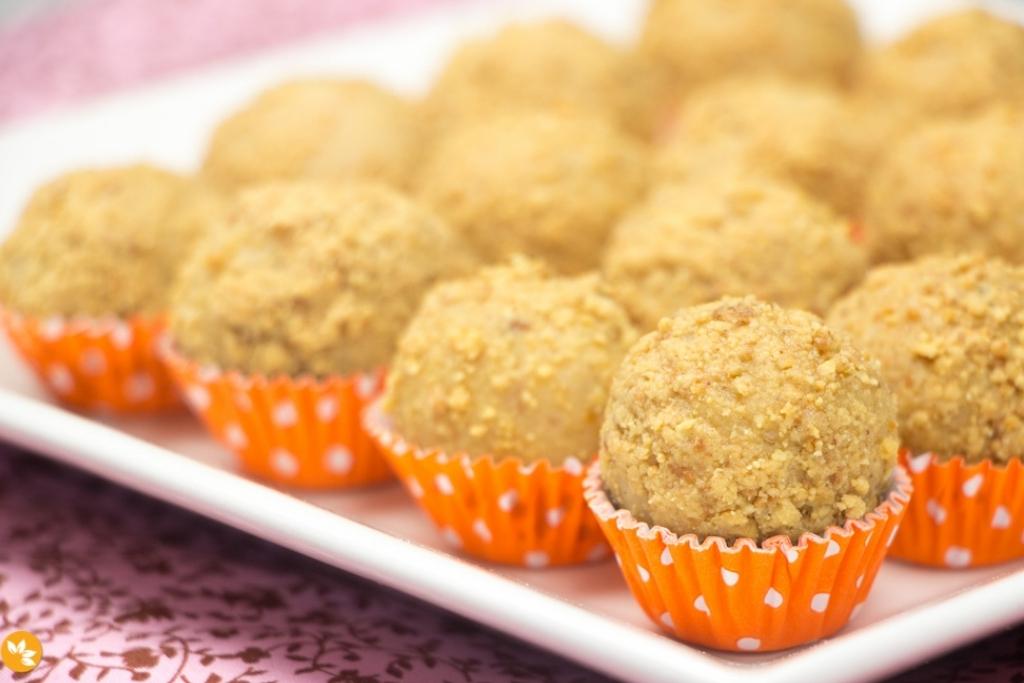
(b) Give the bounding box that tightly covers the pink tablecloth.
[0,446,604,682]
[0,1,1022,681]
[1,445,1022,682]
[0,0,464,123]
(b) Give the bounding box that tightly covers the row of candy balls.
[0,170,1021,543]
[0,2,1021,543]
[386,252,1024,543]
[2,3,1023,321]
[193,3,1024,267]
[3,96,1021,361]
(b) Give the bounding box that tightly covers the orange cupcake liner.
[0,307,179,413]
[162,342,392,489]
[363,401,609,567]
[584,463,912,652]
[890,449,1024,568]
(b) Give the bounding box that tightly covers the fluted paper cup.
[584,462,912,652]
[1,307,178,413]
[163,342,391,489]
[890,449,1024,568]
[363,400,608,567]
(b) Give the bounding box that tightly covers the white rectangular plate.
[2,1,1024,681]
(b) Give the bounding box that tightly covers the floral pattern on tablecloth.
[0,446,1021,683]
[0,447,607,683]
[0,0,1022,677]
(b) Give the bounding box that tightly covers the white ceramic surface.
[1,2,1024,682]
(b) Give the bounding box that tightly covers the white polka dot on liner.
[944,546,972,568]
[40,317,65,340]
[660,612,674,629]
[736,637,760,651]
[693,595,710,615]
[79,348,106,375]
[545,508,564,527]
[524,551,549,568]
[926,499,947,525]
[272,401,298,427]
[224,423,247,449]
[271,449,298,477]
[784,548,799,563]
[909,453,933,473]
[660,547,673,566]
[992,506,1011,529]
[355,373,379,399]
[111,323,133,348]
[186,385,211,411]
[720,568,739,586]
[435,474,454,495]
[316,396,338,422]
[855,575,864,588]
[824,540,840,558]
[637,565,650,583]
[196,366,219,383]
[406,478,424,498]
[472,519,492,543]
[962,474,983,497]
[850,603,865,621]
[325,445,353,474]
[810,593,830,613]
[764,588,783,608]
[47,365,74,394]
[441,527,462,548]
[498,490,518,512]
[561,457,583,476]
[124,372,155,402]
